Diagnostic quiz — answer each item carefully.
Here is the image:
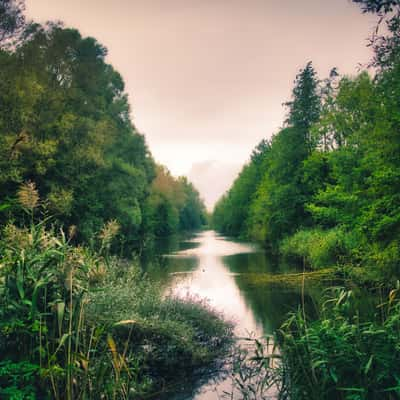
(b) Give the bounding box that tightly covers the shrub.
[0,361,40,400]
[280,228,346,269]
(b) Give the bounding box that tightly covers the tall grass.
[0,189,233,399]
[219,285,400,400]
[278,286,400,400]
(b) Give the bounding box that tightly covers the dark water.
[142,230,307,399]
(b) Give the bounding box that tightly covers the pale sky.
[25,0,375,210]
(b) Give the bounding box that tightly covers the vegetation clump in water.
[240,268,336,288]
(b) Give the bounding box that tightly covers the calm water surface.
[143,230,305,399]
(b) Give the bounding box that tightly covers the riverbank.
[3,223,397,400]
[276,284,400,400]
[0,223,233,399]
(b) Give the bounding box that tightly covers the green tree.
[212,139,270,237]
[353,0,400,68]
[0,24,156,251]
[248,63,321,247]
[143,166,206,237]
[285,61,321,151]
[0,0,26,47]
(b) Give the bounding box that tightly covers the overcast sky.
[25,0,375,210]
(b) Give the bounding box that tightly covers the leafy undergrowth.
[0,220,233,400]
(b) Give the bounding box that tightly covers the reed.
[277,285,400,399]
[0,200,232,399]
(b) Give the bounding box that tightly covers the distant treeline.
[213,0,400,282]
[0,5,206,252]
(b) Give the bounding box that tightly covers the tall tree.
[0,24,156,250]
[213,63,321,248]
[353,0,400,68]
[285,61,321,151]
[0,0,26,48]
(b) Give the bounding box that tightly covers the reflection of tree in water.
[141,233,200,261]
[222,253,316,334]
[142,254,199,291]
[221,252,299,275]
[140,232,323,399]
[143,234,319,335]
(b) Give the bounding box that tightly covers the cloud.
[188,160,242,211]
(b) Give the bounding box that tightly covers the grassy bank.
[0,221,232,399]
[279,227,400,287]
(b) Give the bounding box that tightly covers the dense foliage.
[144,165,206,237]
[214,62,321,246]
[213,13,400,282]
[0,2,206,253]
[229,287,400,400]
[3,0,400,398]
[213,2,400,398]
[0,3,213,397]
[279,287,400,400]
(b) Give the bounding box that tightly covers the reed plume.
[99,219,120,255]
[17,181,39,210]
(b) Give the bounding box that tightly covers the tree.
[248,127,312,247]
[213,63,321,248]
[249,63,321,246]
[0,24,156,251]
[285,61,321,151]
[0,0,27,48]
[212,139,270,237]
[352,0,400,68]
[143,166,206,237]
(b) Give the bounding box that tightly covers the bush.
[280,228,346,269]
[0,361,40,400]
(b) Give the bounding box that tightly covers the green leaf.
[56,302,65,337]
[330,369,338,383]
[30,280,47,319]
[364,355,373,375]
[0,204,10,212]
[16,261,25,300]
[53,333,70,356]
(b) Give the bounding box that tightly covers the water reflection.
[143,230,308,399]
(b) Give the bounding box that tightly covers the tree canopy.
[0,2,206,252]
[213,17,400,279]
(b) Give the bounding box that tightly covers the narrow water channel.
[143,230,306,399]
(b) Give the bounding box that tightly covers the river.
[143,230,306,399]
